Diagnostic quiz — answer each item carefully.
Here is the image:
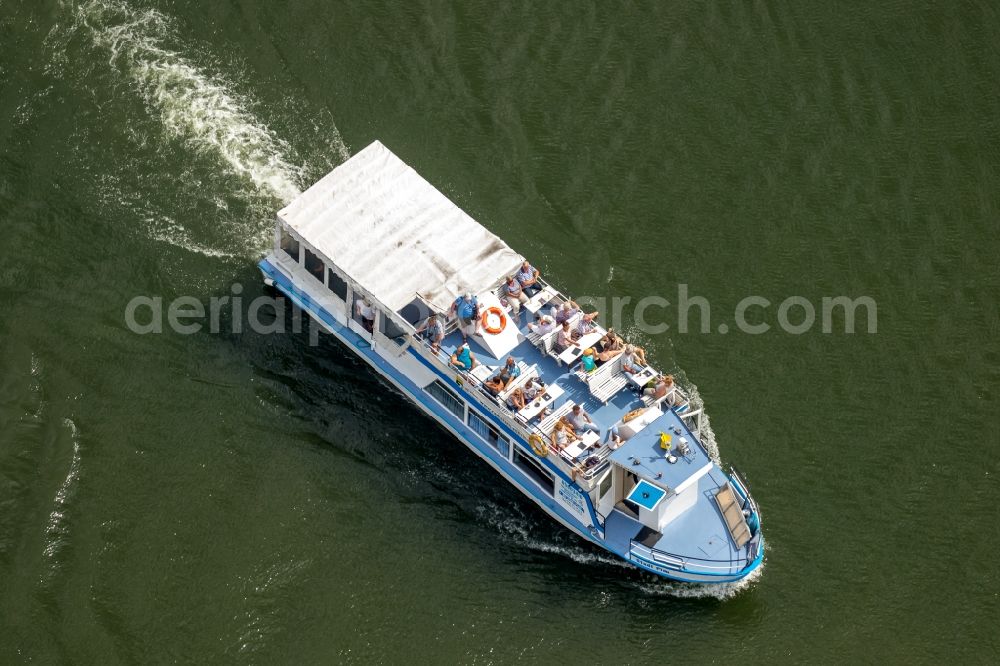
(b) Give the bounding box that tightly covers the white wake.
[69,0,335,204]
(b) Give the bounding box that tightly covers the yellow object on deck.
[659,432,672,450]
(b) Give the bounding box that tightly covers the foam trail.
[43,418,83,565]
[72,0,310,203]
[145,213,241,259]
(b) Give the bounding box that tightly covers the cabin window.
[327,269,348,300]
[468,409,510,457]
[280,229,300,262]
[426,380,464,419]
[513,448,554,495]
[304,248,325,282]
[378,312,408,343]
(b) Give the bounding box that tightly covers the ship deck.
[435,307,641,438]
[434,307,758,573]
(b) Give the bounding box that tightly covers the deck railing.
[409,332,605,483]
[627,539,754,576]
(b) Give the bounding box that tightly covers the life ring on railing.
[480,306,507,335]
[528,433,549,457]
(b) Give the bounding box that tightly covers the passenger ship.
[258,141,764,583]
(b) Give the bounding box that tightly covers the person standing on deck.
[449,292,480,342]
[356,297,376,334]
[415,313,445,353]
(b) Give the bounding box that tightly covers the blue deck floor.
[436,309,645,438]
[435,308,752,568]
[604,467,747,565]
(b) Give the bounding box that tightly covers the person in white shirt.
[356,297,376,333]
[528,314,556,336]
[621,344,644,374]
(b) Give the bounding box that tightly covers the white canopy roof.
[278,141,525,313]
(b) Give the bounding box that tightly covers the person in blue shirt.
[449,342,478,371]
[515,261,542,297]
[575,348,598,374]
[495,356,521,387]
[448,292,480,342]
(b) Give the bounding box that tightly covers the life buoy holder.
[481,306,507,335]
[528,433,549,457]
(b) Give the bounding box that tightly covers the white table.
[626,366,657,388]
[517,383,564,421]
[469,363,494,383]
[556,331,604,366]
[561,430,601,459]
[523,286,557,315]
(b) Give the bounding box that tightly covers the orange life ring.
[481,306,507,335]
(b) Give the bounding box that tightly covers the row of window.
[284,228,559,500]
[281,229,350,300]
[424,380,552,494]
[280,227,407,341]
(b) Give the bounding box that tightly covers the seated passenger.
[507,387,527,410]
[527,314,557,336]
[554,300,580,324]
[554,321,574,353]
[415,313,445,352]
[644,374,677,405]
[550,420,575,452]
[495,356,521,387]
[575,348,598,375]
[483,374,506,396]
[448,292,480,342]
[515,260,543,297]
[621,344,645,375]
[501,276,528,315]
[522,377,544,401]
[506,377,544,411]
[594,329,624,363]
[573,311,599,338]
[449,343,478,371]
[565,404,600,435]
[622,343,647,366]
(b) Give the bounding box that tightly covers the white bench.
[537,401,575,435]
[586,356,629,404]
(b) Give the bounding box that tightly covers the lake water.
[1,0,997,662]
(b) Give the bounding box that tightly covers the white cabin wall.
[657,486,698,529]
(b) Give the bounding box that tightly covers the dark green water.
[2,0,998,662]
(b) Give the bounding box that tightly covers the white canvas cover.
[277,141,525,313]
